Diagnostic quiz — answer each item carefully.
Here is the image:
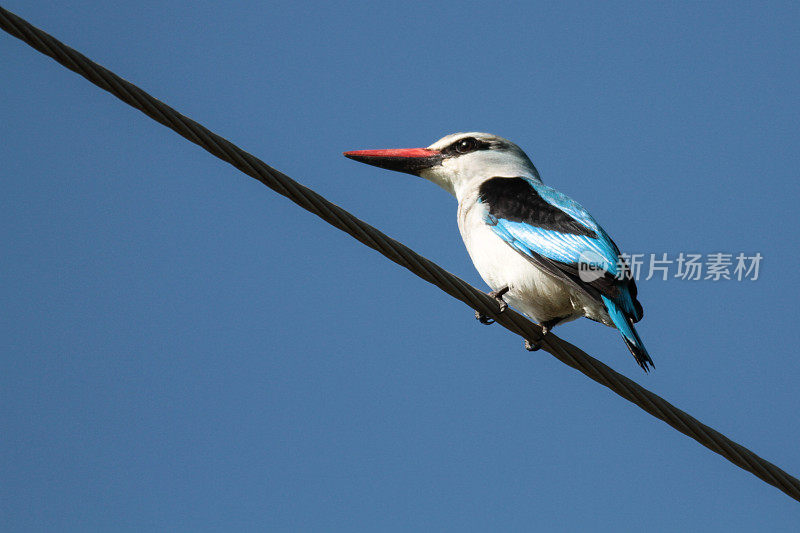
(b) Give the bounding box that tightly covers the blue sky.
[2,1,799,530]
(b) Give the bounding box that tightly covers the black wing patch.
[478,177,597,238]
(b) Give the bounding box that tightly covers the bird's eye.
[455,137,478,154]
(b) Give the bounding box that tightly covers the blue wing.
[478,176,652,370]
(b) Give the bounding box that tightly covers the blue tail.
[601,295,654,372]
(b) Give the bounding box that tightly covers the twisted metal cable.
[2,5,798,503]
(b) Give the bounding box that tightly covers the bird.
[343,132,653,371]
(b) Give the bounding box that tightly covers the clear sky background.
[2,1,799,531]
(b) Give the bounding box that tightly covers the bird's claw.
[489,287,509,310]
[525,339,542,351]
[524,320,556,351]
[493,298,508,313]
[475,310,495,325]
[475,286,510,326]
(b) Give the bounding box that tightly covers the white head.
[344,132,541,200]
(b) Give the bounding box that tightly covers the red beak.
[343,147,443,176]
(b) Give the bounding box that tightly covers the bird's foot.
[524,339,542,351]
[489,286,509,312]
[475,286,510,325]
[475,310,495,325]
[523,317,562,351]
